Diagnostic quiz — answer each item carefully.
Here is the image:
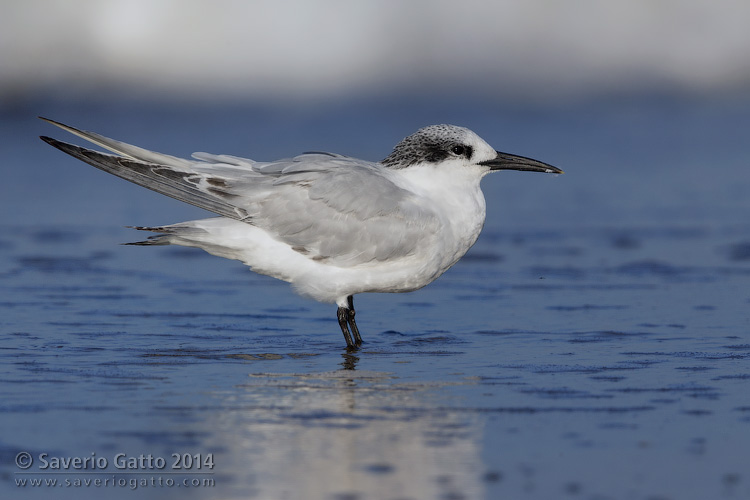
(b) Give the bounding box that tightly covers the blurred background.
[1,0,749,230]
[3,0,750,102]
[3,3,750,499]
[1,0,749,231]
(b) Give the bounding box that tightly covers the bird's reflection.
[340,352,359,370]
[214,366,484,499]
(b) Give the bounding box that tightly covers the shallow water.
[2,95,750,499]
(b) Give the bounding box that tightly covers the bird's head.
[382,124,562,175]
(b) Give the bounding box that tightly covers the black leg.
[337,306,355,347]
[347,295,363,346]
[337,296,363,349]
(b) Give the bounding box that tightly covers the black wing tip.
[40,135,65,149]
[40,135,78,154]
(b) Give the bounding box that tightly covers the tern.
[40,118,562,348]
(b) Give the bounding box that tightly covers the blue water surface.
[1,93,749,499]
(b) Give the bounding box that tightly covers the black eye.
[451,145,465,156]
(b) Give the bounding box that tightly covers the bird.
[39,117,562,349]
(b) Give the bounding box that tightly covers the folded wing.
[40,118,440,266]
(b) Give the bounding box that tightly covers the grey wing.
[40,136,255,220]
[40,118,256,220]
[248,158,440,265]
[191,151,440,265]
[193,153,441,265]
[40,118,439,265]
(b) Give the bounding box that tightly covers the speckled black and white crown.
[382,124,478,168]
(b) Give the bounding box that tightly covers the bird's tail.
[123,226,174,246]
[123,220,254,265]
[123,224,211,246]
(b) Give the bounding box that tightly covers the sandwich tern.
[40,118,562,348]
